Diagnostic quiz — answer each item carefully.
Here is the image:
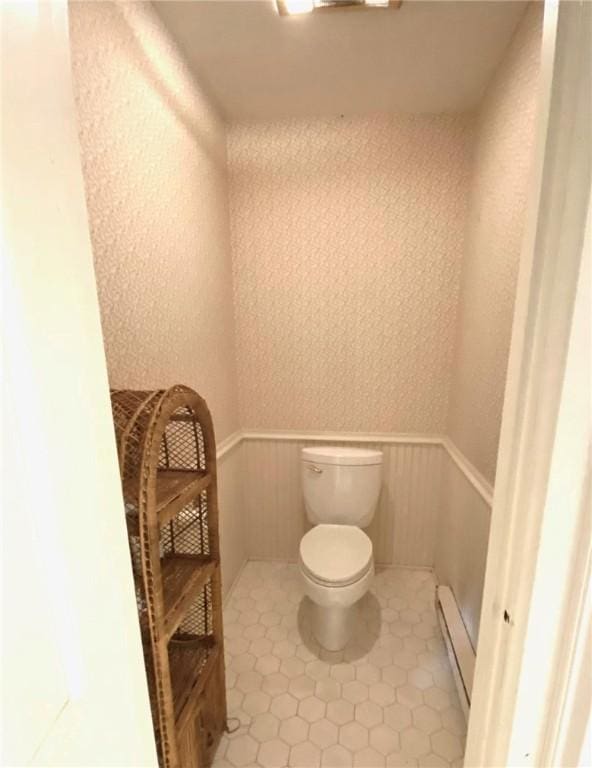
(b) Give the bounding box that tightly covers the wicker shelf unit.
[111,386,227,768]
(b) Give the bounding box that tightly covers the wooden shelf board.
[162,556,217,641]
[157,470,211,527]
[122,469,211,533]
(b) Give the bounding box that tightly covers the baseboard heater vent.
[435,585,476,722]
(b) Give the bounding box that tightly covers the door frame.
[464,0,591,765]
[1,2,158,764]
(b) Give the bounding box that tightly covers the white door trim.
[1,2,158,763]
[464,0,591,765]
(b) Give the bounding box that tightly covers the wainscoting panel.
[217,441,247,599]
[434,453,492,649]
[242,437,445,568]
[383,442,445,566]
[243,439,306,563]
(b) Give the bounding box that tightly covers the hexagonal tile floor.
[214,562,466,768]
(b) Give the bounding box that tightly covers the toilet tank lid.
[301,446,383,466]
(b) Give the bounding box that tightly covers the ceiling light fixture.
[276,0,400,16]
[280,0,314,14]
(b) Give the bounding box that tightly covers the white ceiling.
[154,0,527,121]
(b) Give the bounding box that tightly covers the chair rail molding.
[216,430,243,461]
[242,430,444,445]
[222,429,494,507]
[442,438,494,507]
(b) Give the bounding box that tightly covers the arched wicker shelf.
[111,386,227,768]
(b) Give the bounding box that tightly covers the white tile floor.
[215,562,466,768]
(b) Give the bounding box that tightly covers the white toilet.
[299,446,383,651]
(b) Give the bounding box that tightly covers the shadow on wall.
[367,480,395,566]
[110,2,226,169]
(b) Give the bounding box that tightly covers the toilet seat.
[299,524,373,588]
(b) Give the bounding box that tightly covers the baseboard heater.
[435,585,476,722]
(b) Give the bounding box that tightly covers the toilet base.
[310,599,359,651]
[300,561,374,652]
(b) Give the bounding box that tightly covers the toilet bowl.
[300,524,375,650]
[299,446,382,651]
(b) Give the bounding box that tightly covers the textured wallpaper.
[69,0,540,471]
[447,3,543,483]
[229,115,473,432]
[69,1,239,441]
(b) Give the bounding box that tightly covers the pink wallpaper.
[228,115,473,432]
[447,3,543,483]
[69,1,239,441]
[69,0,541,476]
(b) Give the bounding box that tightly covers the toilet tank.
[301,446,383,528]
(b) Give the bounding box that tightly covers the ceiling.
[154,0,527,121]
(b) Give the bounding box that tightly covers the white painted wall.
[1,2,156,763]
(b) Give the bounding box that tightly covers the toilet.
[299,446,383,651]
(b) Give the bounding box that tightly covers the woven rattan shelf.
[111,386,227,768]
